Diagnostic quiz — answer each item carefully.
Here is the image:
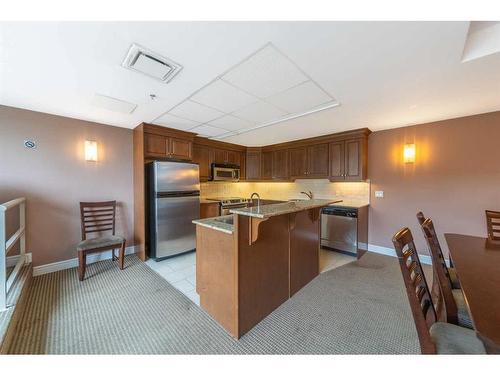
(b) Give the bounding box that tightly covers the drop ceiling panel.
[190,79,258,113]
[168,100,224,123]
[232,100,288,124]
[266,81,335,113]
[154,113,200,130]
[91,94,137,114]
[221,44,309,98]
[190,124,228,137]
[207,114,254,131]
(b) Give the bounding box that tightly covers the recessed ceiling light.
[122,43,183,83]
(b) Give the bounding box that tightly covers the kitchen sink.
[213,215,234,225]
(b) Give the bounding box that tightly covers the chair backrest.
[421,218,458,324]
[392,227,437,354]
[416,211,426,225]
[486,210,500,241]
[79,201,117,241]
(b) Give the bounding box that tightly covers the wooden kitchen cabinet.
[272,150,289,180]
[246,149,261,180]
[307,143,329,177]
[144,132,192,160]
[329,137,367,181]
[169,137,192,160]
[289,143,328,179]
[261,151,273,180]
[192,144,212,182]
[289,147,308,178]
[200,201,220,218]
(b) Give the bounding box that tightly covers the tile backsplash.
[200,179,370,203]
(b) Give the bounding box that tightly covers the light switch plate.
[375,191,384,198]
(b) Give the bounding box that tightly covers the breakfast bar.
[193,199,334,338]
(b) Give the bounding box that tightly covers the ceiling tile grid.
[153,43,338,139]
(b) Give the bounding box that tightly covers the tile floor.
[145,248,356,306]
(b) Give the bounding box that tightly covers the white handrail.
[1,197,27,311]
[0,197,26,212]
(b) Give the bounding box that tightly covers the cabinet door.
[192,144,212,181]
[226,150,241,166]
[145,133,168,157]
[307,143,329,178]
[272,149,289,180]
[329,141,345,181]
[169,137,192,160]
[345,138,365,181]
[261,151,273,180]
[289,147,308,179]
[246,150,261,180]
[212,148,228,164]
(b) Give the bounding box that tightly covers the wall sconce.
[85,140,98,162]
[403,143,416,164]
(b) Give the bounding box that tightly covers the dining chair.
[77,201,126,281]
[392,227,485,354]
[421,218,473,329]
[416,211,459,288]
[485,210,500,244]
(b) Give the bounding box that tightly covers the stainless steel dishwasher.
[321,206,359,255]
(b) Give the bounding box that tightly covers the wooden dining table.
[445,233,500,354]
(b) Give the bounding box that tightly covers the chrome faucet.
[300,191,313,199]
[250,192,261,210]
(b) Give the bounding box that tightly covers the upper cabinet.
[246,149,261,180]
[261,151,273,180]
[143,125,194,160]
[289,143,329,179]
[192,144,212,182]
[272,149,289,180]
[193,139,246,182]
[329,137,367,181]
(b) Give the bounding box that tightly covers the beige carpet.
[9,253,423,354]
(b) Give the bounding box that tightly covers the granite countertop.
[327,200,369,209]
[192,215,234,234]
[230,199,336,219]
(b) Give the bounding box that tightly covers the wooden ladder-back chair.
[78,201,126,281]
[421,218,472,329]
[392,227,485,354]
[486,210,500,246]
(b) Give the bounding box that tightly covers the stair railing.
[0,197,26,311]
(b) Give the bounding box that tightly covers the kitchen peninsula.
[193,199,334,338]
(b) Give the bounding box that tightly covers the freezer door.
[154,161,200,192]
[155,195,200,258]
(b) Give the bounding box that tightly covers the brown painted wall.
[0,105,134,266]
[368,111,500,256]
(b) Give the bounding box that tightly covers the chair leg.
[78,251,86,281]
[111,249,116,261]
[119,241,126,270]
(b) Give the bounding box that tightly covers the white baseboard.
[6,253,32,267]
[32,246,137,277]
[368,243,433,265]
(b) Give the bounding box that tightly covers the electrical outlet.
[375,191,384,198]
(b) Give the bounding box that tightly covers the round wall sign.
[24,140,36,149]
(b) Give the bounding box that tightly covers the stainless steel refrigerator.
[147,161,200,260]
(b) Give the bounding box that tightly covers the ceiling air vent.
[122,43,183,83]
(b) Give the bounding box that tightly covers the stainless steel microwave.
[211,163,240,182]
